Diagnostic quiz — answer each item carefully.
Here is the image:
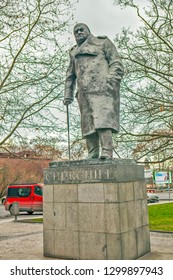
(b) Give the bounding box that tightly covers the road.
[0,204,43,222]
[149,191,173,201]
[0,203,9,218]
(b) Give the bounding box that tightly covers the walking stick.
[66,104,71,160]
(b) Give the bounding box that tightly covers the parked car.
[4,183,43,215]
[147,193,159,203]
[1,196,6,205]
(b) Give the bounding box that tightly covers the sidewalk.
[0,219,173,260]
[0,218,51,260]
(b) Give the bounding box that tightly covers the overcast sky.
[68,0,148,43]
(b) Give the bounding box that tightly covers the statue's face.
[74,24,90,45]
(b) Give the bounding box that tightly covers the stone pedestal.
[43,159,150,259]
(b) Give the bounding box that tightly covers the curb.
[150,231,173,238]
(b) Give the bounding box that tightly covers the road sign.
[154,171,172,184]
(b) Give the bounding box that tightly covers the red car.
[4,183,43,215]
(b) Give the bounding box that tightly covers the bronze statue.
[64,23,124,159]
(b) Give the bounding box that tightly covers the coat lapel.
[74,34,98,57]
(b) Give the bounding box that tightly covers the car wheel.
[9,205,14,215]
[27,211,34,215]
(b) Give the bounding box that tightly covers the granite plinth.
[43,159,150,260]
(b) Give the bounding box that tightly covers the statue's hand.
[63,98,73,105]
[107,78,114,91]
[107,77,119,91]
[107,82,114,91]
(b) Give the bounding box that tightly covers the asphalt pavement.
[0,217,173,260]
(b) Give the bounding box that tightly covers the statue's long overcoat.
[64,34,124,138]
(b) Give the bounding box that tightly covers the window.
[18,187,31,197]
[34,186,42,196]
[8,187,31,197]
[8,188,19,197]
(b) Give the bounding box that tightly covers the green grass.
[148,202,173,232]
[20,203,173,232]
[18,217,43,223]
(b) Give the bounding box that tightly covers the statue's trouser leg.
[98,129,113,159]
[86,133,99,158]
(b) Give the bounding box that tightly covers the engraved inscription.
[44,165,117,184]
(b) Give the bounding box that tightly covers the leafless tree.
[113,0,173,164]
[0,0,76,151]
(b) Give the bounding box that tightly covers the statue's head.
[73,23,90,45]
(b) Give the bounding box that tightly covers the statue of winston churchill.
[64,23,124,159]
